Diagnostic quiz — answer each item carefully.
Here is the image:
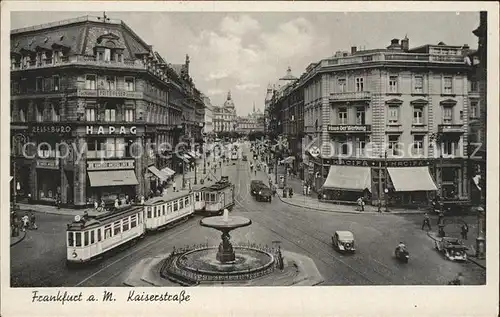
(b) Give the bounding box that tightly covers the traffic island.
[123,245,323,287]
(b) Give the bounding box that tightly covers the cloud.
[219,15,260,36]
[207,88,226,96]
[235,83,260,91]
[187,15,330,114]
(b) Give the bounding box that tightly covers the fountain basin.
[178,247,274,276]
[200,216,252,230]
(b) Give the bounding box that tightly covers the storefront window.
[37,169,59,200]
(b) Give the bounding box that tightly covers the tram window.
[123,218,129,231]
[97,228,102,242]
[211,193,216,201]
[104,225,112,239]
[154,206,157,218]
[185,197,189,206]
[195,193,200,202]
[113,221,121,235]
[75,232,82,247]
[179,199,184,209]
[173,201,178,211]
[167,204,172,213]
[162,205,165,216]
[67,232,74,247]
[147,207,152,218]
[138,212,142,224]
[84,231,89,246]
[131,215,137,228]
[90,230,95,244]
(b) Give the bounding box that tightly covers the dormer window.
[104,48,111,62]
[53,50,61,64]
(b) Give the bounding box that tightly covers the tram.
[192,176,235,216]
[65,190,195,265]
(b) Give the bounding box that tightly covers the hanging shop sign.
[36,159,59,169]
[86,125,137,135]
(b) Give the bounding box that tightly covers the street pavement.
[10,143,485,286]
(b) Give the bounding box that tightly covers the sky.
[12,11,479,116]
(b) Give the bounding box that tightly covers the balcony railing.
[438,124,464,134]
[330,91,371,102]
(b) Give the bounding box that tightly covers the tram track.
[233,149,395,284]
[72,220,199,287]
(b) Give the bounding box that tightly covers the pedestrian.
[377,201,382,213]
[173,181,177,192]
[422,213,432,231]
[114,198,119,209]
[289,187,293,198]
[140,195,145,205]
[357,197,363,211]
[461,223,469,240]
[361,197,365,211]
[438,211,444,226]
[22,213,29,232]
[307,185,311,196]
[94,200,99,210]
[29,212,37,230]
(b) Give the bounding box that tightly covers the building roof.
[11,15,152,59]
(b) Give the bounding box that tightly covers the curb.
[17,207,75,216]
[276,193,427,215]
[426,232,486,270]
[10,230,27,247]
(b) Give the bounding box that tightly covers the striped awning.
[161,167,176,177]
[88,170,139,187]
[387,167,438,192]
[148,166,169,181]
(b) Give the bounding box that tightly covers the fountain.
[200,209,251,263]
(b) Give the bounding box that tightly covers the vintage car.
[242,155,248,161]
[331,230,356,253]
[250,180,265,196]
[434,237,468,261]
[256,186,272,202]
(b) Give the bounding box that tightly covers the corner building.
[10,16,203,208]
[279,38,474,207]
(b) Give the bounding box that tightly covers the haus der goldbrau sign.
[86,126,137,135]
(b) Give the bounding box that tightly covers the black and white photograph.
[1,2,498,317]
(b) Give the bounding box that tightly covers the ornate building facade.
[213,91,237,133]
[268,37,476,207]
[236,104,265,135]
[10,15,205,208]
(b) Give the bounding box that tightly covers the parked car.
[256,186,272,202]
[434,237,468,261]
[250,180,265,196]
[242,155,248,161]
[331,231,356,253]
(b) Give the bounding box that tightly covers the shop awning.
[148,166,168,181]
[281,156,295,164]
[88,170,139,187]
[161,167,176,177]
[387,167,438,192]
[322,166,371,192]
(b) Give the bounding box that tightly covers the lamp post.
[384,150,388,212]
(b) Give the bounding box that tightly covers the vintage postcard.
[1,1,498,316]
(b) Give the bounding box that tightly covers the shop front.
[385,166,438,207]
[321,165,371,202]
[308,157,466,208]
[86,169,139,205]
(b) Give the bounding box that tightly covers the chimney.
[351,46,357,54]
[401,36,409,51]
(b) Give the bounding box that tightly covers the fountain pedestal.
[217,231,235,263]
[200,209,251,264]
